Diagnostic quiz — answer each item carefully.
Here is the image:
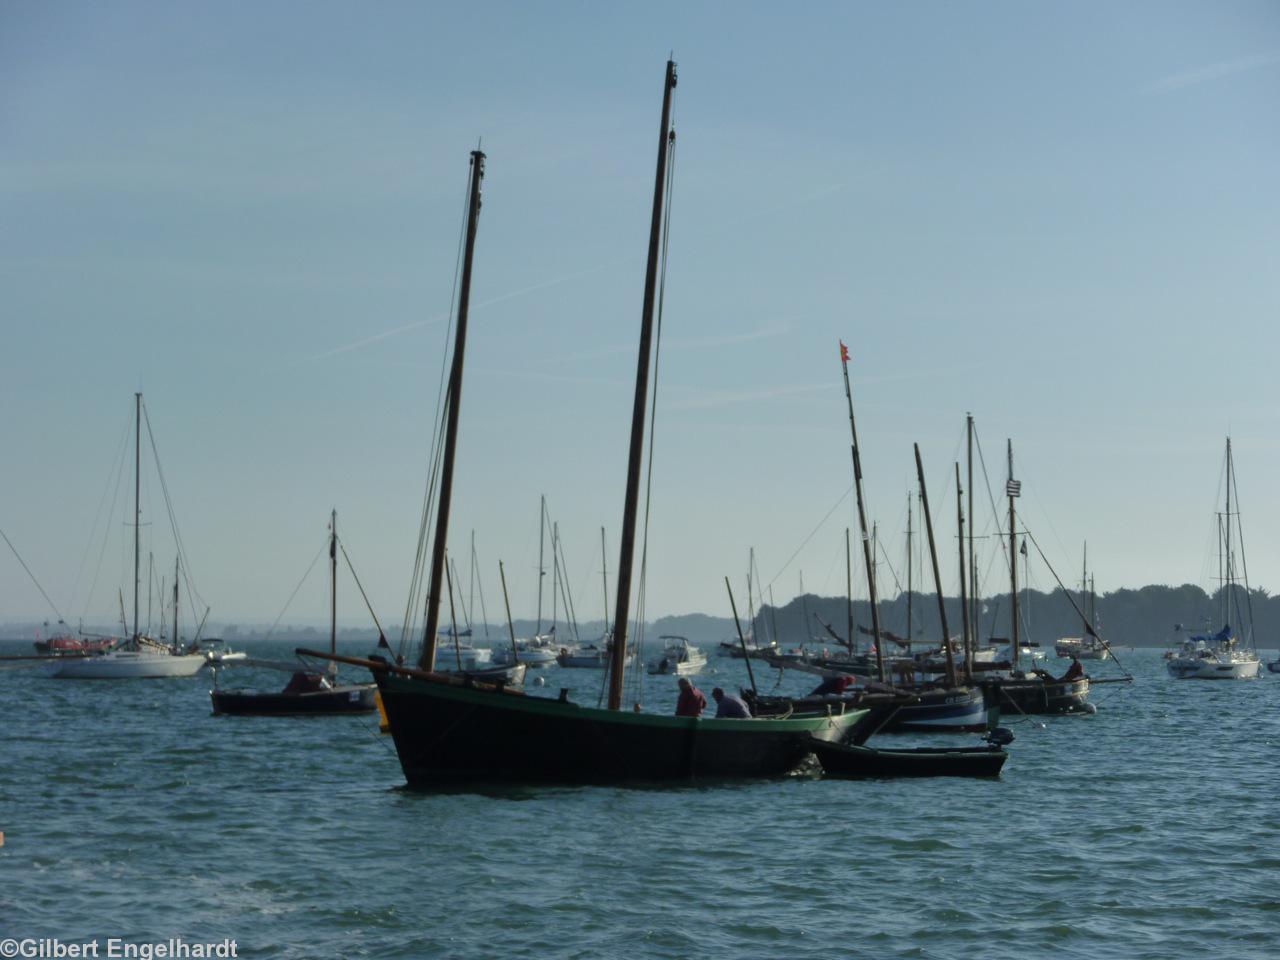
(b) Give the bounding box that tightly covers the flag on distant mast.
[839,341,851,364]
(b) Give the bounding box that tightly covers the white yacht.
[1166,627,1260,680]
[490,634,559,668]
[1166,439,1262,681]
[645,636,708,676]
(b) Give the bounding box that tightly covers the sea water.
[2,643,1277,959]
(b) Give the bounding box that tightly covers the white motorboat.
[556,638,635,668]
[198,638,248,664]
[1055,636,1110,661]
[491,635,559,668]
[645,636,708,676]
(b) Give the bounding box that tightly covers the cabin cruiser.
[645,636,708,676]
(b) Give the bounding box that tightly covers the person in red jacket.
[675,677,707,717]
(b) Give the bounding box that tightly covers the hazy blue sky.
[3,1,1278,633]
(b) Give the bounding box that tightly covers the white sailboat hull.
[53,650,207,679]
[1166,656,1260,680]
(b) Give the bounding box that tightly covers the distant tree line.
[750,583,1273,649]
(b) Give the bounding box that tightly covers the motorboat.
[645,635,708,676]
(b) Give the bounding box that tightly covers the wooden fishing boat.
[980,674,1092,715]
[746,683,992,733]
[375,663,862,784]
[212,668,377,716]
[33,623,116,656]
[210,511,376,715]
[810,735,1009,778]
[303,62,873,785]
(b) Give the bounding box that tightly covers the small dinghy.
[810,728,1012,779]
[212,668,377,716]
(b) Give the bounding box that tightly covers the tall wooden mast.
[536,494,546,636]
[905,493,913,649]
[1225,437,1233,620]
[845,529,854,657]
[914,444,954,687]
[955,463,973,683]
[966,414,977,653]
[1007,439,1020,671]
[419,149,486,671]
[172,556,179,654]
[600,527,610,638]
[841,341,885,682]
[608,59,677,711]
[330,509,338,677]
[133,392,141,643]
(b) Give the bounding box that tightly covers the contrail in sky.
[303,182,846,363]
[302,265,608,363]
[1144,50,1280,93]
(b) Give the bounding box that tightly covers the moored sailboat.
[1165,439,1261,680]
[304,63,866,784]
[973,441,1092,715]
[54,394,206,680]
[210,511,377,716]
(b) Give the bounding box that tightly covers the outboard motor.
[984,726,1015,747]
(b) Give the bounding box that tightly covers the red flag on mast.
[839,341,850,364]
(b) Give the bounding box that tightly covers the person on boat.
[1060,656,1085,682]
[711,687,752,719]
[675,677,707,717]
[809,674,854,697]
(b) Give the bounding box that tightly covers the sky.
[2,1,1278,633]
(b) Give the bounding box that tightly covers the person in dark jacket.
[809,674,854,696]
[711,687,752,719]
[675,677,707,717]
[1060,656,1085,682]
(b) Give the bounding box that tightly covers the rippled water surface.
[3,644,1278,959]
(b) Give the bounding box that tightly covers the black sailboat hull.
[810,738,1008,778]
[980,676,1090,716]
[211,684,378,716]
[376,672,866,786]
[747,685,993,733]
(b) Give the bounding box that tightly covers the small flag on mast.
[1006,479,1022,497]
[1019,539,1028,557]
[839,341,850,364]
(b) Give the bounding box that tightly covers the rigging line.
[0,526,66,622]
[81,411,133,624]
[875,533,905,596]
[1022,526,1132,680]
[763,485,854,593]
[140,404,206,613]
[972,422,1013,581]
[555,533,581,644]
[71,413,132,614]
[399,169,474,659]
[1228,460,1257,648]
[630,121,679,708]
[264,536,330,640]
[400,397,450,656]
[471,545,491,639]
[338,540,387,640]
